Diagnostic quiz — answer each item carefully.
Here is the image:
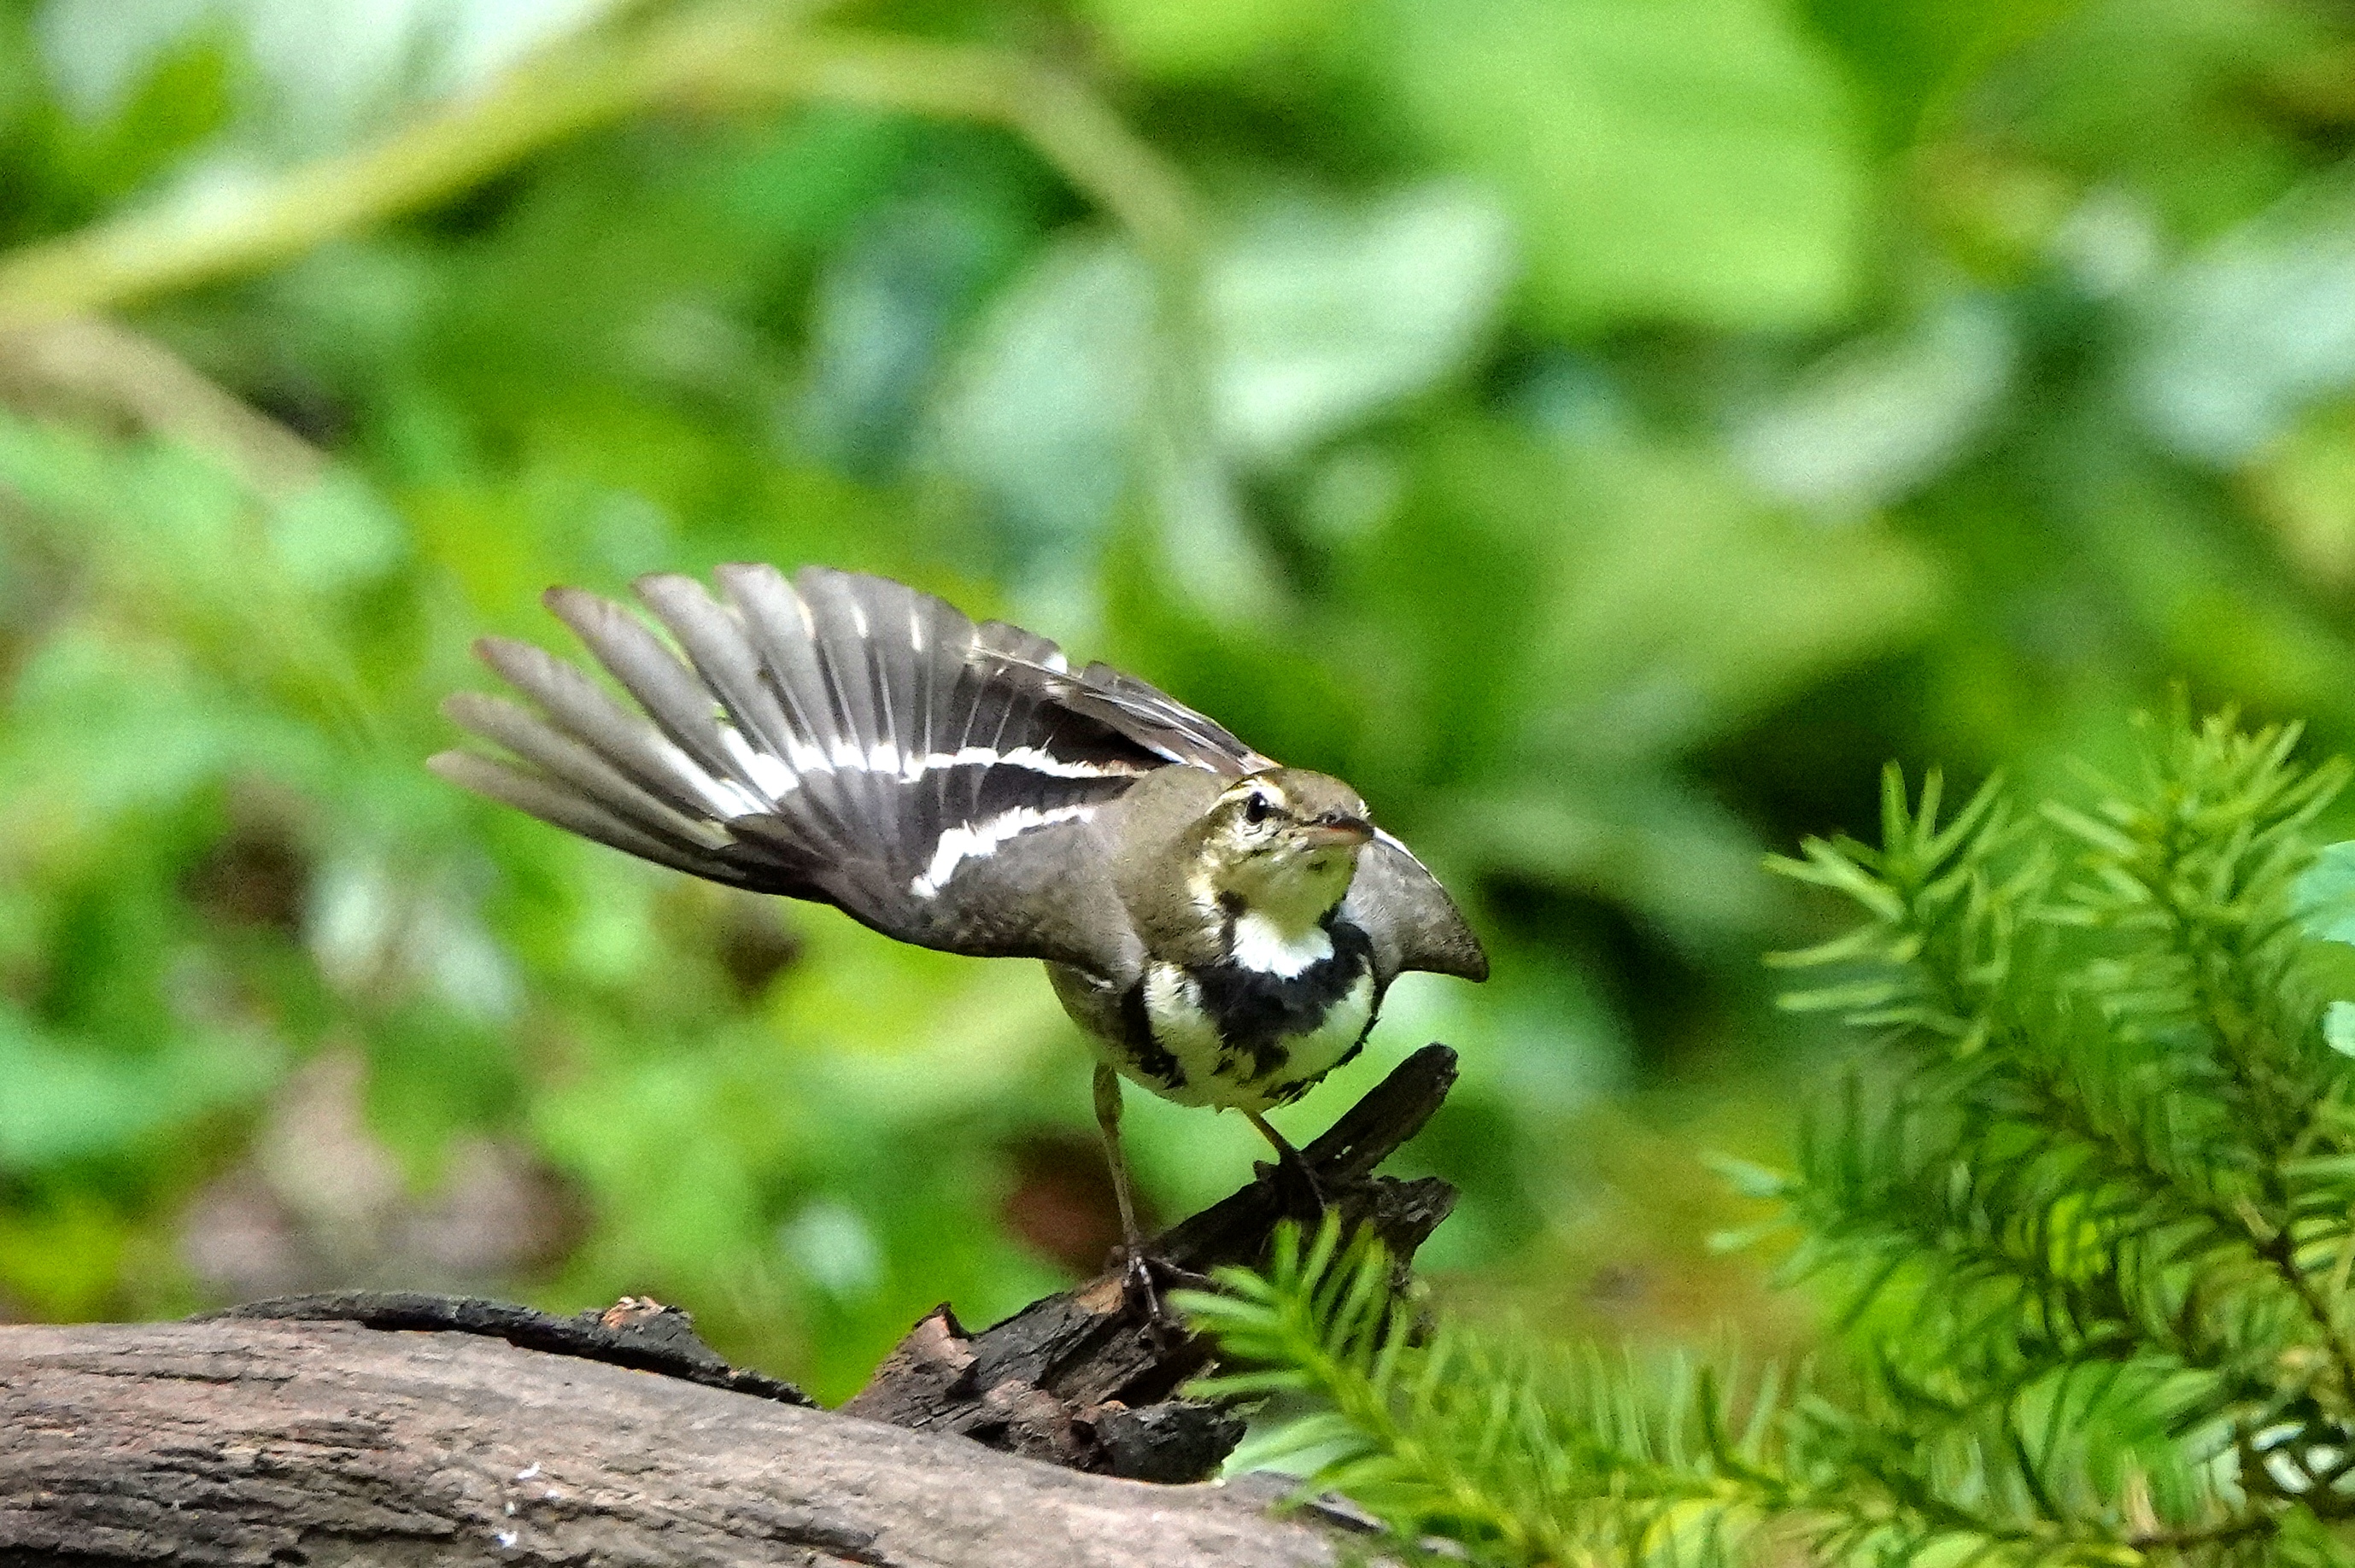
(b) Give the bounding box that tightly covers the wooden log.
[0,1046,1462,1563]
[0,1317,1356,1566]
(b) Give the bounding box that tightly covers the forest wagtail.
[431,566,1486,1304]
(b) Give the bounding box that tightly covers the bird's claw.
[1114,1246,1210,1342]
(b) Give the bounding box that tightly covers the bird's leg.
[1245,1109,1326,1221]
[1094,1063,1197,1328]
[1094,1062,1147,1260]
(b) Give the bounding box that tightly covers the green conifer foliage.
[1187,710,2355,1568]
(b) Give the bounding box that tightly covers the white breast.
[1227,910,1333,978]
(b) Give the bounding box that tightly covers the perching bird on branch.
[431,565,1486,1303]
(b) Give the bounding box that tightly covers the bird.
[430,565,1486,1305]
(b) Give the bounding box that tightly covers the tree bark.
[843,1044,1459,1479]
[0,1317,1355,1567]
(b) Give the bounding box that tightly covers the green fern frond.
[1183,1220,1800,1568]
[1768,766,2042,1056]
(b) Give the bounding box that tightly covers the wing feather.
[427,751,762,886]
[542,587,759,804]
[441,565,1162,977]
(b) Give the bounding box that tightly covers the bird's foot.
[1113,1246,1210,1342]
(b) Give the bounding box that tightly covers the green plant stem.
[0,7,1200,331]
[0,316,321,494]
[0,20,704,328]
[711,34,1198,270]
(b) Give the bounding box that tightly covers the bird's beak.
[1299,813,1374,849]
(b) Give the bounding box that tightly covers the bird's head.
[1193,768,1374,929]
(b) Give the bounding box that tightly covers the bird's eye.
[1243,793,1272,825]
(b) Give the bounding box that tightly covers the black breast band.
[1191,919,1375,1081]
[1113,919,1379,1095]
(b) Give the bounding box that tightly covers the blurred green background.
[5,0,2355,1403]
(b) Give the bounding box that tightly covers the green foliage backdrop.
[4,0,2355,1404]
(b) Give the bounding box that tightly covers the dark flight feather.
[442,566,1163,970]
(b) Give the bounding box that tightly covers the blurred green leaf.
[267,471,408,593]
[1994,0,2336,238]
[37,18,235,204]
[2326,999,2355,1056]
[1080,0,1343,76]
[934,184,1513,571]
[2129,166,2355,462]
[2296,840,2355,945]
[799,192,1036,478]
[1210,184,1512,465]
[0,1005,278,1171]
[1800,0,2077,147]
[1733,295,2015,511]
[0,1197,140,1320]
[1,627,314,839]
[1374,0,1869,331]
[1522,435,1943,760]
[1456,777,1777,950]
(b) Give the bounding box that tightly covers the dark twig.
[202,1290,813,1406]
[844,1044,1461,1481]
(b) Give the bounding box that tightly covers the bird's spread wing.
[431,566,1202,976]
[1052,662,1275,775]
[434,564,1481,986]
[1345,831,1490,987]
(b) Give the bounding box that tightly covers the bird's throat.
[1227,906,1334,978]
[1188,851,1357,977]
